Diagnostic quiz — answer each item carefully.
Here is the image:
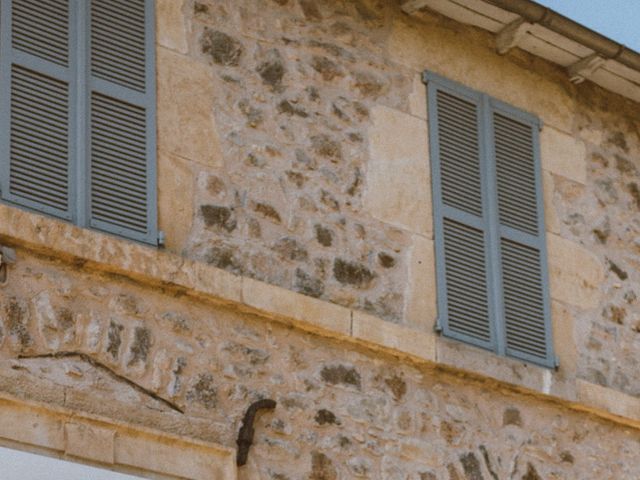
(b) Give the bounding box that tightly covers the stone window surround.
[2,204,640,433]
[0,391,235,480]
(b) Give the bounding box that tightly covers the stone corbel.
[496,18,533,55]
[567,53,607,84]
[401,0,430,14]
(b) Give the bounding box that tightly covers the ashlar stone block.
[158,152,194,253]
[404,234,437,331]
[157,48,223,167]
[541,126,588,185]
[157,0,188,53]
[364,105,432,235]
[547,234,604,310]
[352,310,436,362]
[65,423,115,465]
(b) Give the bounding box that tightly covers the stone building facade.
[1,0,640,478]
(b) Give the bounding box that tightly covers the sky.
[535,0,640,51]
[0,446,145,480]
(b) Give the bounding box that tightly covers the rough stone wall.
[2,251,640,480]
[565,84,640,396]
[160,0,420,322]
[155,0,640,400]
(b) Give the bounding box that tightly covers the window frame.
[0,0,158,246]
[424,70,556,369]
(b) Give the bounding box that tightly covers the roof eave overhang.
[402,0,640,104]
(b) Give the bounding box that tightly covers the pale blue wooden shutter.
[491,102,554,367]
[88,0,157,244]
[0,0,76,220]
[427,73,496,351]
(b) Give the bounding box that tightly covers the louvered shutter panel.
[428,75,495,351]
[492,104,553,366]
[0,0,75,219]
[88,0,157,244]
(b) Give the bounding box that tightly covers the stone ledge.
[4,205,640,433]
[575,380,640,427]
[0,392,236,480]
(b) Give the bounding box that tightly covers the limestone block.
[65,423,115,465]
[157,48,223,167]
[542,170,561,235]
[541,126,587,184]
[115,433,235,480]
[408,74,427,120]
[242,277,351,336]
[176,259,243,304]
[551,300,577,379]
[364,105,432,235]
[158,152,194,253]
[352,311,436,362]
[157,0,187,53]
[436,337,549,393]
[404,234,437,330]
[577,380,640,423]
[0,405,64,451]
[547,234,604,310]
[387,20,575,133]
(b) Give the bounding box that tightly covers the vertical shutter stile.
[427,73,496,351]
[0,0,75,219]
[88,0,156,244]
[491,102,554,367]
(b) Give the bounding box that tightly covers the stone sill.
[2,204,640,431]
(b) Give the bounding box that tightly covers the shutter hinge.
[434,321,443,334]
[553,357,560,371]
[157,231,165,247]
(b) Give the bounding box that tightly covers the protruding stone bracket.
[496,18,533,55]
[401,0,430,14]
[236,399,277,467]
[568,53,607,84]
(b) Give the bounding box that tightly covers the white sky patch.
[0,446,146,480]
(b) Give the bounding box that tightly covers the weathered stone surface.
[158,152,194,252]
[364,105,431,235]
[547,234,604,310]
[404,234,437,331]
[577,380,640,422]
[0,250,639,479]
[157,48,223,167]
[241,277,351,336]
[409,73,428,120]
[2,2,640,479]
[352,311,436,362]
[157,0,187,53]
[541,126,588,184]
[65,423,115,464]
[200,29,244,66]
[387,18,576,133]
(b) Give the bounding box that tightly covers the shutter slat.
[501,238,549,361]
[436,90,483,217]
[443,219,492,342]
[91,0,146,92]
[90,92,148,234]
[494,112,538,235]
[12,0,69,66]
[9,65,69,213]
